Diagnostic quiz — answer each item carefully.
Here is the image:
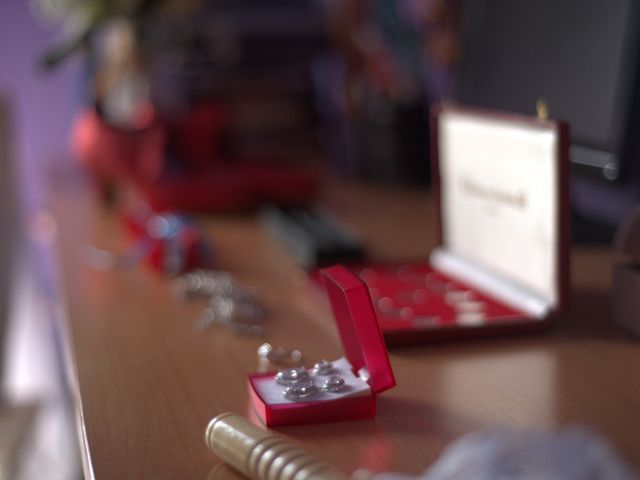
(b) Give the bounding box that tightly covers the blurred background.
[1,0,640,477]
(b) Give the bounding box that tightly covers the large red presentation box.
[323,106,571,345]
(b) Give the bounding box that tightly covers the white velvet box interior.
[254,357,371,405]
[435,110,559,315]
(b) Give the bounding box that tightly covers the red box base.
[248,372,376,427]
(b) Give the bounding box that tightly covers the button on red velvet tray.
[356,263,525,332]
[311,262,546,345]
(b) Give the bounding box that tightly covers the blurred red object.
[72,103,165,196]
[173,101,230,169]
[143,161,317,213]
[123,209,213,275]
[71,102,317,211]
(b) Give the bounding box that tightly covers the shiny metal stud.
[456,312,486,326]
[321,375,345,393]
[175,269,266,336]
[257,343,303,367]
[455,300,485,313]
[425,273,446,294]
[412,315,440,328]
[311,359,333,376]
[282,378,318,400]
[275,367,309,385]
[377,297,394,312]
[445,289,474,305]
[257,343,274,359]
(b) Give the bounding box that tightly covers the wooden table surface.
[49,170,640,479]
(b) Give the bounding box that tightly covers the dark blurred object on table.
[612,205,640,337]
[315,0,460,184]
[454,0,640,242]
[260,205,365,268]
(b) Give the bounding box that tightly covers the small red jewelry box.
[248,265,396,427]
[122,209,213,275]
[351,106,571,345]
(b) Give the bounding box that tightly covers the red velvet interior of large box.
[336,263,531,335]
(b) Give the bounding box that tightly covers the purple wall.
[0,0,80,213]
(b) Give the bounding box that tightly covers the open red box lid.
[320,265,396,393]
[431,105,570,318]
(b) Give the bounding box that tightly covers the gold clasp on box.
[536,99,549,120]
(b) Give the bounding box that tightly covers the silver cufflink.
[275,367,309,386]
[320,375,345,392]
[173,270,236,300]
[311,360,334,376]
[282,378,318,400]
[175,270,266,336]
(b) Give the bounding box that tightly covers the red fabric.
[173,102,229,169]
[141,163,317,213]
[71,106,165,185]
[310,262,547,346]
[72,104,318,211]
